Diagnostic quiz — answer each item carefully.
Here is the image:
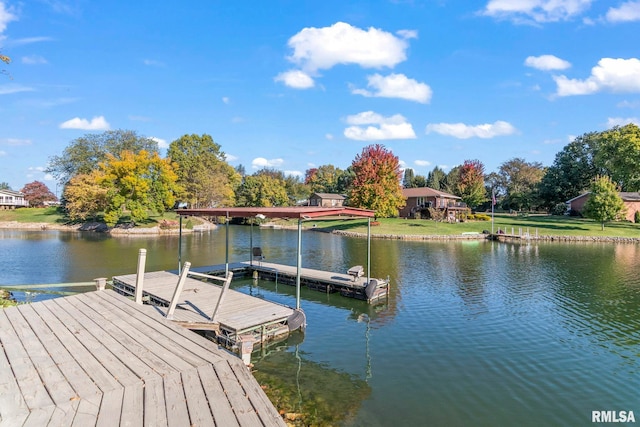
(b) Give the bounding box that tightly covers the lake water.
[2,227,640,426]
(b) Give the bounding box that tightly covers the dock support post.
[166,261,191,320]
[134,248,147,305]
[250,220,253,266]
[225,213,229,276]
[367,217,371,283]
[239,334,255,366]
[296,218,302,310]
[178,216,183,274]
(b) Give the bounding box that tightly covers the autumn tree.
[305,165,347,194]
[236,173,289,207]
[455,160,486,208]
[347,144,405,217]
[63,172,109,221]
[47,129,159,183]
[583,175,626,230]
[20,181,57,207]
[98,150,180,226]
[167,134,240,208]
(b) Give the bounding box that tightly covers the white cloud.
[143,59,165,67]
[0,150,6,157]
[150,136,168,149]
[285,170,303,177]
[224,153,238,162]
[222,97,230,104]
[352,73,432,103]
[344,111,416,141]
[6,36,54,47]
[286,22,411,73]
[325,133,334,140]
[274,70,315,89]
[482,0,593,23]
[606,1,640,22]
[5,138,31,146]
[22,55,47,65]
[554,58,640,96]
[28,166,45,172]
[59,116,110,130]
[426,120,517,139]
[414,160,431,167]
[0,1,17,34]
[0,83,35,95]
[252,157,284,169]
[617,100,640,108]
[607,117,640,127]
[524,54,571,70]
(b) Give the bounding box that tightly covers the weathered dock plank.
[0,290,286,427]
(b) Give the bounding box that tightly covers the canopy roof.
[177,206,376,219]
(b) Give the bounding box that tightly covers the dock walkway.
[0,289,285,426]
[111,270,297,347]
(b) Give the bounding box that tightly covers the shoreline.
[2,221,640,243]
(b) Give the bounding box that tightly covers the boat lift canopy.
[176,207,376,309]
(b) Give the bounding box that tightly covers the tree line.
[4,123,640,226]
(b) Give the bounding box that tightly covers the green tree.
[455,160,486,208]
[413,174,427,187]
[442,166,461,195]
[0,182,10,190]
[305,165,346,194]
[595,124,640,191]
[583,175,626,230]
[284,174,311,204]
[63,172,109,221]
[47,130,159,183]
[426,166,446,190]
[538,131,604,208]
[236,173,289,207]
[347,144,405,217]
[20,181,57,207]
[167,134,240,208]
[403,168,416,188]
[98,150,180,226]
[498,158,545,211]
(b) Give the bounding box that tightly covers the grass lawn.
[0,207,184,227]
[295,213,640,238]
[3,208,640,238]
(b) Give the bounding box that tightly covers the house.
[0,189,28,209]
[308,193,346,207]
[399,187,468,221]
[566,192,640,222]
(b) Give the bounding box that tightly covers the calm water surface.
[1,227,639,426]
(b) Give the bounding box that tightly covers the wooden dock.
[0,289,285,426]
[111,269,301,351]
[193,261,390,303]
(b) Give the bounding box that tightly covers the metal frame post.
[178,215,183,274]
[225,213,229,276]
[367,217,371,283]
[296,218,302,310]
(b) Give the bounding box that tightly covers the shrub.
[473,213,491,221]
[551,203,568,216]
[158,219,179,229]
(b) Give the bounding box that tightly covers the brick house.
[399,187,467,221]
[308,193,346,207]
[566,192,640,222]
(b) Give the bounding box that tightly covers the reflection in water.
[2,228,640,426]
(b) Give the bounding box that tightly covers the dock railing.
[165,261,234,322]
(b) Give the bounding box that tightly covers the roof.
[0,189,24,197]
[402,187,460,199]
[177,206,376,219]
[310,193,346,200]
[567,192,640,203]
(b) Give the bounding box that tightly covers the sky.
[1,0,640,192]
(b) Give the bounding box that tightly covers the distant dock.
[0,289,285,426]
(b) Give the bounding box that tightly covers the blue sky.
[1,1,640,192]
